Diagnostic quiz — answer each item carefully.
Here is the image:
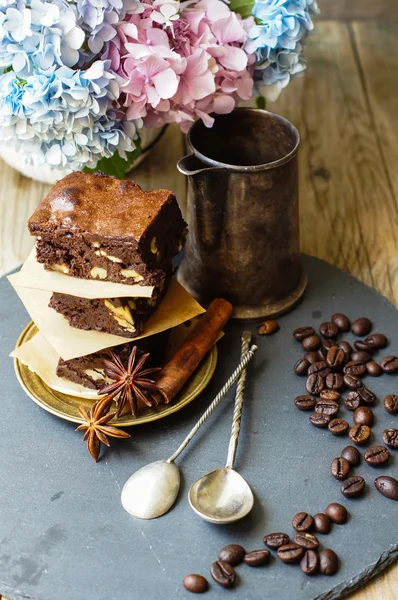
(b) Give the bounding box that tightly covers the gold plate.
[14,322,218,427]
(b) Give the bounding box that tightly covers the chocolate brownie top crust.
[28,171,177,238]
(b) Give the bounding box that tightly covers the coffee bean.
[330,457,350,480]
[326,347,345,369]
[374,476,398,501]
[306,374,325,395]
[310,413,331,429]
[326,372,344,391]
[210,561,235,588]
[345,391,361,411]
[381,355,398,374]
[325,503,348,524]
[320,389,340,402]
[304,351,321,365]
[258,320,279,335]
[263,532,289,549]
[315,399,339,416]
[344,374,362,390]
[277,544,304,563]
[354,340,376,353]
[183,574,208,594]
[383,428,398,449]
[294,357,310,376]
[319,549,339,575]
[243,550,270,567]
[292,512,314,532]
[313,513,331,534]
[322,339,338,351]
[308,360,331,378]
[341,475,365,497]
[328,418,349,436]
[364,445,390,466]
[341,446,361,467]
[352,351,371,363]
[366,361,382,377]
[339,341,353,356]
[218,544,245,566]
[320,321,339,339]
[293,532,319,550]
[293,326,315,341]
[354,406,373,426]
[351,317,372,336]
[384,394,398,414]
[332,313,351,332]
[300,550,319,575]
[349,424,371,445]
[344,360,366,377]
[302,335,321,351]
[363,333,388,350]
[294,395,316,411]
[357,386,376,405]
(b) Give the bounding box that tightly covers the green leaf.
[84,138,142,179]
[229,0,255,19]
[256,95,266,110]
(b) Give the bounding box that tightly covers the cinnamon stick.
[156,298,233,403]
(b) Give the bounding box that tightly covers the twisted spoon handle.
[167,344,258,464]
[225,331,252,469]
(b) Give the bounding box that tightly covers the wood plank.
[271,20,398,308]
[317,0,398,21]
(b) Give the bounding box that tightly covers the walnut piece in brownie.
[28,171,187,286]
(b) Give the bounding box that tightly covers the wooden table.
[0,1,397,598]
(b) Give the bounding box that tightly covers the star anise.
[98,346,167,417]
[76,396,130,462]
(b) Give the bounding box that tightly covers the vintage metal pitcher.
[177,108,307,320]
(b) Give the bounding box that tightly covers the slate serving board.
[0,255,397,600]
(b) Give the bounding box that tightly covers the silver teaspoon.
[188,331,254,524]
[121,340,258,520]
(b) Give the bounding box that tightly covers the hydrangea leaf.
[84,139,142,179]
[229,0,255,19]
[256,95,266,109]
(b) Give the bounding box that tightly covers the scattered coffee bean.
[300,550,319,575]
[315,400,339,416]
[362,333,388,350]
[308,361,331,378]
[326,372,344,391]
[351,318,372,336]
[218,544,245,566]
[319,549,339,575]
[344,361,366,377]
[310,413,331,429]
[341,476,365,497]
[322,339,338,352]
[339,341,353,356]
[294,395,316,411]
[304,351,321,365]
[320,322,339,339]
[344,391,361,411]
[330,457,350,480]
[349,424,371,445]
[332,313,351,332]
[384,394,398,414]
[383,428,398,449]
[243,550,270,567]
[374,476,398,501]
[313,513,331,534]
[325,503,348,524]
[263,532,290,549]
[381,355,398,374]
[344,373,362,390]
[353,406,373,427]
[294,357,310,376]
[293,326,315,341]
[302,335,322,352]
[354,340,376,353]
[351,351,371,363]
[183,574,208,594]
[366,361,382,377]
[357,386,376,405]
[326,347,345,369]
[277,544,304,563]
[341,446,361,467]
[292,512,314,532]
[293,532,319,550]
[364,445,390,466]
[210,561,235,588]
[306,374,325,395]
[328,418,349,436]
[320,389,340,402]
[258,320,279,335]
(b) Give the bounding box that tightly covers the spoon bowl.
[188,467,254,524]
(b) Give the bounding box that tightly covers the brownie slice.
[28,171,187,286]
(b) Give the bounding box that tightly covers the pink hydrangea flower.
[105,0,255,132]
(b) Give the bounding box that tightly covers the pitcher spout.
[177,153,225,177]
